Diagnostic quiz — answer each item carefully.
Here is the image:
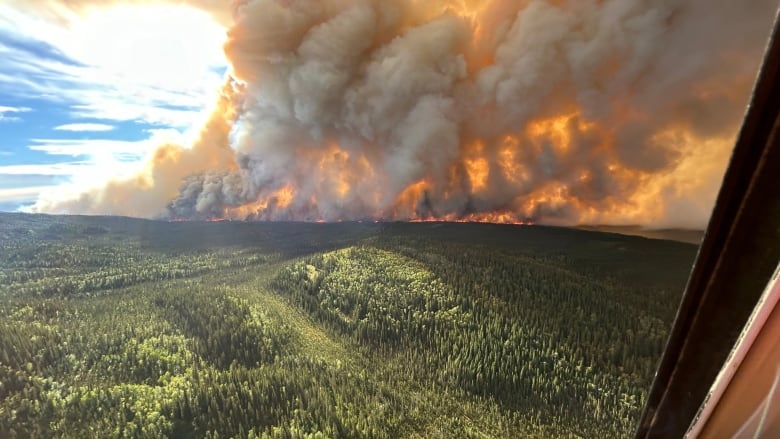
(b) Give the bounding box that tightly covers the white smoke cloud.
[32,0,780,227]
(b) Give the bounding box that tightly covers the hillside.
[0,213,698,438]
[574,225,704,245]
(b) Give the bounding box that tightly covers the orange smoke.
[33,0,778,228]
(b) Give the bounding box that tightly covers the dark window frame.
[635,9,780,438]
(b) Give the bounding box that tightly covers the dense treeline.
[171,358,399,438]
[271,242,667,435]
[0,241,267,298]
[155,292,290,369]
[0,213,697,437]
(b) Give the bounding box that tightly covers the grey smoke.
[37,0,780,228]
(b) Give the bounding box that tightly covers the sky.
[0,0,775,228]
[0,1,228,211]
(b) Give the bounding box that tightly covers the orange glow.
[410,210,533,225]
[275,185,294,208]
[309,143,376,201]
[441,0,490,19]
[220,184,297,220]
[526,113,574,153]
[393,180,430,218]
[37,0,757,230]
[169,100,734,226]
[525,112,601,155]
[497,135,528,185]
[226,199,266,219]
[463,140,490,192]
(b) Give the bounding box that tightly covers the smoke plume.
[34,0,779,228]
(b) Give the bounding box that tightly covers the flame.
[525,112,599,155]
[195,102,736,225]
[393,180,431,219]
[275,184,295,208]
[410,210,533,225]
[448,0,491,18]
[463,140,490,192]
[315,144,351,199]
[36,0,769,230]
[223,184,298,219]
[497,135,529,186]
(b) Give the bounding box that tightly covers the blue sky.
[0,2,227,211]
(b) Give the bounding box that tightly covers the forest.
[0,212,698,438]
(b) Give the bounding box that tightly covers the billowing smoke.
[35,0,778,228]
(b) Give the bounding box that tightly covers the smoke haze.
[33,0,779,228]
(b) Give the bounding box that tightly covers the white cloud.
[0,130,189,204]
[28,139,149,157]
[0,2,232,211]
[0,105,31,113]
[0,162,88,176]
[0,185,59,202]
[0,3,228,128]
[54,122,114,131]
[0,105,31,122]
[69,100,204,127]
[27,129,185,158]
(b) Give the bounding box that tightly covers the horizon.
[0,210,705,245]
[0,210,705,230]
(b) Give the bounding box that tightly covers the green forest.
[0,213,698,438]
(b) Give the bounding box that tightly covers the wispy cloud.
[27,129,184,158]
[0,130,187,192]
[0,4,227,128]
[0,130,186,208]
[0,2,229,211]
[0,104,31,122]
[0,185,60,203]
[54,122,114,132]
[0,162,90,176]
[0,105,31,113]
[27,139,154,163]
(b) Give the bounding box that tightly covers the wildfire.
[392,180,431,219]
[463,140,490,192]
[33,0,769,231]
[275,185,295,208]
[410,211,533,225]
[223,184,298,220]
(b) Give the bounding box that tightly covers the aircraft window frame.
[635,9,780,438]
